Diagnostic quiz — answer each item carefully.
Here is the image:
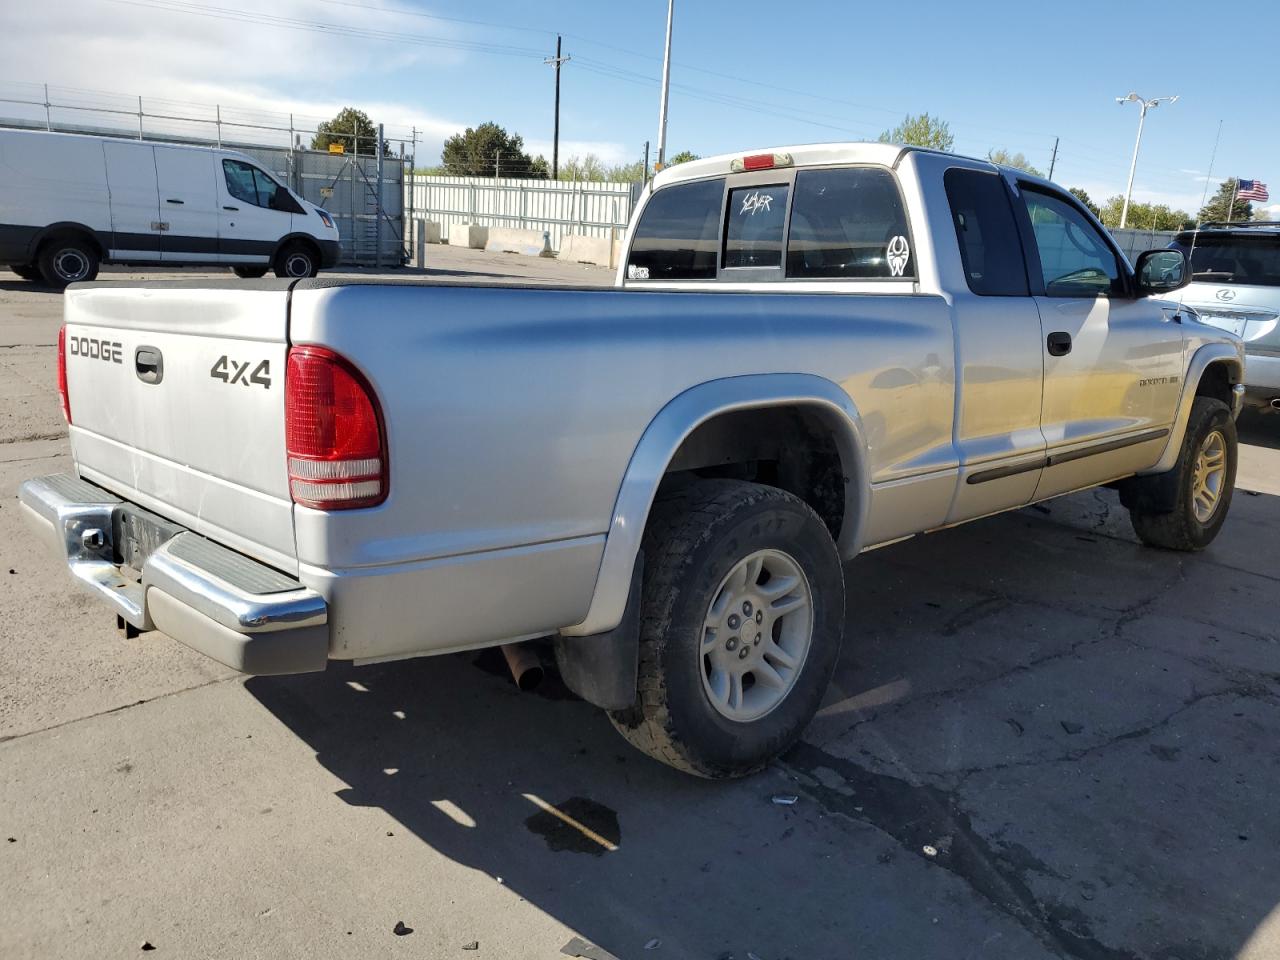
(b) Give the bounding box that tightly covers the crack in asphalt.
[0,431,66,445]
[0,675,237,746]
[784,741,1144,960]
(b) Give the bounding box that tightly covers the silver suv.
[1173,222,1280,412]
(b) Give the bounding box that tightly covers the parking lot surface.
[2,251,1279,960]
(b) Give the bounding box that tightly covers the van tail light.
[57,326,71,424]
[285,346,387,510]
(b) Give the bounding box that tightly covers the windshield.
[1173,235,1280,286]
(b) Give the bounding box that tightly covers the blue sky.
[6,0,1278,215]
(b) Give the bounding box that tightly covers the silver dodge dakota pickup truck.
[21,142,1246,778]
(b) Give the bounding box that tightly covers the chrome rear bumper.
[18,473,329,675]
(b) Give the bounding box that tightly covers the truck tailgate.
[63,283,297,572]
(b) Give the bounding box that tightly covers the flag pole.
[1226,177,1238,224]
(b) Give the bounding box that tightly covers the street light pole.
[1117,92,1178,229]
[655,0,674,170]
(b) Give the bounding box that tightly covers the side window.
[943,168,1028,296]
[724,184,789,269]
[787,168,914,279]
[627,178,723,281]
[251,167,280,208]
[222,159,259,206]
[1021,187,1124,297]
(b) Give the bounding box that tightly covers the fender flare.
[561,373,870,638]
[34,222,107,258]
[1141,342,1244,476]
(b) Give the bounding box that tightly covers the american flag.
[1236,178,1270,202]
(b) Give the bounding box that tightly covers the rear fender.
[561,373,869,638]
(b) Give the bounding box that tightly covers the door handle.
[1046,331,1073,357]
[223,205,239,211]
[165,198,184,204]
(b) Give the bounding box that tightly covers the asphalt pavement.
[2,251,1279,960]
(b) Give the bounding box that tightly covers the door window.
[724,184,789,269]
[626,178,723,280]
[943,168,1029,296]
[1022,187,1123,297]
[222,159,282,210]
[786,168,914,279]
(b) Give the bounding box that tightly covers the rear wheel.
[273,242,318,279]
[1127,396,1236,551]
[9,264,39,282]
[231,265,269,279]
[609,479,845,778]
[36,238,100,288]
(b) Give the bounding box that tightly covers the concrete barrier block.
[484,227,551,258]
[420,219,442,244]
[449,224,489,249]
[559,233,617,268]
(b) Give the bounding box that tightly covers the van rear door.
[102,141,160,260]
[154,146,220,264]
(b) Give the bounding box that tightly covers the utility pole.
[1047,136,1059,180]
[655,0,674,169]
[1226,178,1238,224]
[1116,92,1178,229]
[544,35,570,180]
[643,141,650,184]
[494,149,501,180]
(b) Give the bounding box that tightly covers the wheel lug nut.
[738,647,749,659]
[742,601,753,616]
[755,610,763,624]
[754,633,761,645]
[726,637,738,651]
[728,614,740,630]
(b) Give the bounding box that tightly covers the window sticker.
[628,264,650,280]
[887,235,910,277]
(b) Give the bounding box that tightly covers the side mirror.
[1135,249,1189,296]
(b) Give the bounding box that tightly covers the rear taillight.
[285,346,387,510]
[57,326,71,423]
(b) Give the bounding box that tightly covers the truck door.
[937,164,1049,524]
[1013,182,1184,500]
[102,140,160,260]
[216,156,288,267]
[154,146,220,263]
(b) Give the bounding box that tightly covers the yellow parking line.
[522,793,618,852]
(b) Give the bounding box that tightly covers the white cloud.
[524,139,633,166]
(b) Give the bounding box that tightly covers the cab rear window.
[787,168,914,279]
[626,178,723,281]
[724,184,789,269]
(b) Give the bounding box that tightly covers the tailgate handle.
[135,346,164,385]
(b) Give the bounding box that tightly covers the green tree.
[1197,179,1253,223]
[877,113,954,151]
[311,107,382,155]
[987,148,1042,176]
[1068,188,1101,218]
[557,153,608,181]
[666,150,700,165]
[1098,196,1191,231]
[440,122,545,178]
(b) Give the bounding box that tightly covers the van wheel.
[1126,397,1236,551]
[9,265,39,282]
[37,239,100,288]
[231,266,269,279]
[608,479,845,778]
[273,243,318,279]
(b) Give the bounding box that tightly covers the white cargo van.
[0,128,341,287]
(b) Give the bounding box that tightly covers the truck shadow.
[244,487,1280,960]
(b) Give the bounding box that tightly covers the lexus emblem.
[1215,288,1237,302]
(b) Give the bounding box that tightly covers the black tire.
[231,265,269,279]
[1127,396,1236,551]
[9,264,39,282]
[36,238,100,288]
[608,479,845,778]
[273,242,319,279]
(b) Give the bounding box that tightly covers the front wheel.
[231,265,269,279]
[1127,396,1237,551]
[273,242,319,279]
[609,479,845,778]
